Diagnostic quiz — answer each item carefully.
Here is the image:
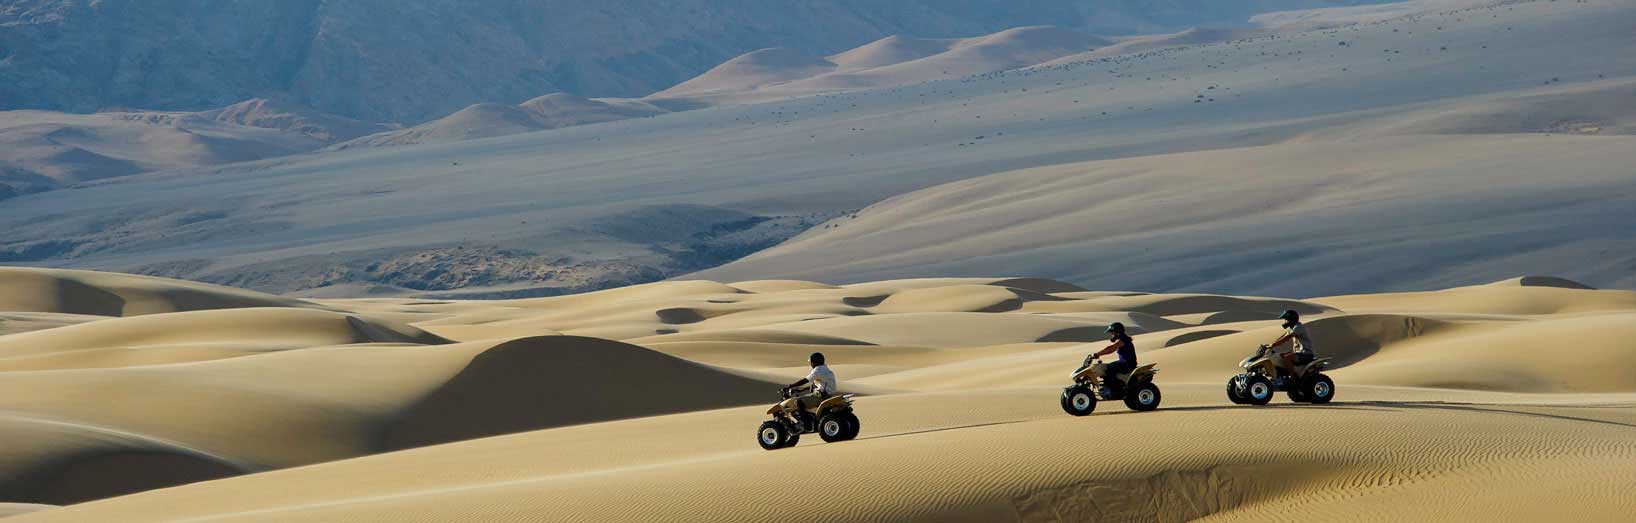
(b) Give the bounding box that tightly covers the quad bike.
[757,387,859,450]
[1225,345,1335,405]
[1060,356,1161,416]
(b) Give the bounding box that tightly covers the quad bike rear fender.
[817,394,854,413]
[1299,358,1332,375]
[1121,364,1158,384]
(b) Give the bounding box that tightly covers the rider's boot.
[1102,379,1124,399]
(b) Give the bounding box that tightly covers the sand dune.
[696,134,1636,296]
[0,504,54,518]
[1313,277,1636,315]
[828,35,960,70]
[0,267,322,317]
[1,267,1634,519]
[3,0,1635,519]
[334,94,669,149]
[0,100,387,198]
[656,48,842,99]
[193,98,390,143]
[1040,27,1270,66]
[11,388,1634,522]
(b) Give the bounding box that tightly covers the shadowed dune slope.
[1313,278,1636,315]
[382,336,788,450]
[0,307,448,363]
[0,267,322,317]
[694,134,1636,296]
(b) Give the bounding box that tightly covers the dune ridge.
[0,266,1634,519]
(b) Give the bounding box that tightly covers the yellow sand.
[0,267,1632,521]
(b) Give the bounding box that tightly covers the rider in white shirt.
[782,353,838,421]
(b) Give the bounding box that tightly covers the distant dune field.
[4,0,1632,298]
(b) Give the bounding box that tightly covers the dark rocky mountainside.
[0,0,1381,123]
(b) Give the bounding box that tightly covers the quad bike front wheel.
[757,420,793,450]
[1123,383,1162,411]
[1243,376,1274,406]
[1304,374,1336,404]
[1226,376,1248,404]
[1061,386,1097,416]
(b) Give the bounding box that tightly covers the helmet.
[809,352,825,366]
[1279,310,1300,323]
[1105,322,1126,334]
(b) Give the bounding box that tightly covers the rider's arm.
[1093,339,1126,357]
[785,378,810,390]
[1267,332,1293,349]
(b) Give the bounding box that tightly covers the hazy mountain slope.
[333,94,670,149]
[0,0,1397,122]
[2,0,1628,297]
[349,26,1115,148]
[0,100,390,199]
[697,26,1115,102]
[0,111,319,198]
[693,134,1636,297]
[197,99,391,143]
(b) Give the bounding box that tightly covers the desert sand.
[1,0,1633,520]
[0,267,1633,521]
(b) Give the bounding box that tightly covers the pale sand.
[0,267,1632,521]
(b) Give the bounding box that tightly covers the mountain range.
[2,0,1388,122]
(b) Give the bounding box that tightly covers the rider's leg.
[1089,362,1110,383]
[1105,360,1135,390]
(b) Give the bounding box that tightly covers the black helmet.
[1279,310,1300,323]
[809,352,825,366]
[1105,322,1126,334]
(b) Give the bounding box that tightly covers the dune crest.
[2,267,1636,518]
[0,267,322,317]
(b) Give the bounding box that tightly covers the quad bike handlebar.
[781,385,815,399]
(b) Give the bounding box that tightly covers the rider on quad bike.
[1085,322,1137,396]
[758,352,858,449]
[1265,310,1316,387]
[1062,321,1161,415]
[780,352,837,431]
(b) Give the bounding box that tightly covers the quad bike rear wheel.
[838,412,860,440]
[1243,376,1274,405]
[1123,383,1162,411]
[758,420,793,450]
[1304,374,1336,404]
[1061,386,1097,416]
[818,412,856,443]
